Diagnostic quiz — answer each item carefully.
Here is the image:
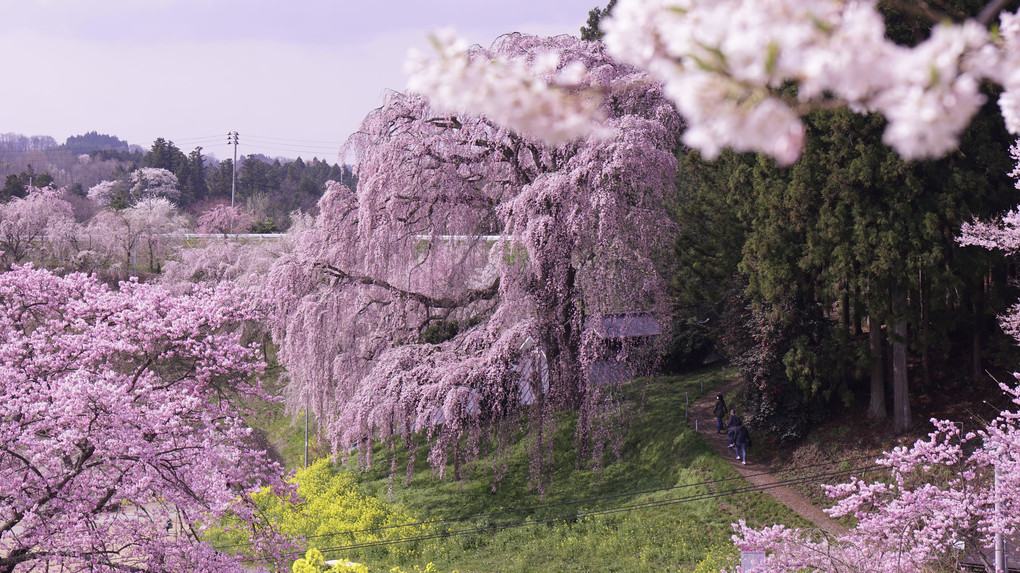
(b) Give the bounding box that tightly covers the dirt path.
[691,376,847,537]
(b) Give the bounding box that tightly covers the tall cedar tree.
[674,1,1019,438]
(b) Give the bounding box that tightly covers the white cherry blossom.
[406,0,1020,165]
[406,30,610,145]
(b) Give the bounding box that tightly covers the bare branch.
[978,0,1014,26]
[314,262,499,309]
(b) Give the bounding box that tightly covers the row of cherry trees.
[0,169,263,276]
[1,169,296,569]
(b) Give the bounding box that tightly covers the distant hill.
[62,131,130,153]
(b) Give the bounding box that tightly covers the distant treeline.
[1,132,352,230]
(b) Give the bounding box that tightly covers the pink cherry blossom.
[270,33,679,484]
[0,266,295,572]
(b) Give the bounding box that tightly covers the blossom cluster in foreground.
[0,266,294,572]
[408,0,1020,165]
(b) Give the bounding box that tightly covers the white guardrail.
[182,234,503,241]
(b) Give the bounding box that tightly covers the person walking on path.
[688,378,847,536]
[733,422,751,464]
[713,394,728,433]
[726,409,742,447]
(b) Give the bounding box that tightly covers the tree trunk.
[892,291,910,434]
[841,289,850,331]
[452,445,461,481]
[552,264,581,407]
[918,271,931,390]
[973,313,982,381]
[973,278,985,381]
[852,296,863,337]
[867,314,886,420]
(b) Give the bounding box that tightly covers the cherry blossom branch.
[978,0,1016,25]
[877,0,956,23]
[314,262,500,309]
[408,1,1020,165]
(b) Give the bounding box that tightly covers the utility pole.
[227,131,239,209]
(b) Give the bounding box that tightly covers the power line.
[237,142,340,155]
[166,135,228,145]
[266,462,883,561]
[0,133,341,162]
[214,453,886,553]
[243,134,343,145]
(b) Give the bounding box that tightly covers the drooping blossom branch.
[314,261,500,309]
[269,34,680,484]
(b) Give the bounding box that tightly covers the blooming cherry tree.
[159,212,310,295]
[270,33,680,481]
[129,167,181,206]
[0,186,76,269]
[83,197,188,276]
[127,197,189,273]
[197,203,256,237]
[401,0,1020,566]
[730,406,1020,572]
[88,168,181,209]
[86,179,122,207]
[0,265,293,572]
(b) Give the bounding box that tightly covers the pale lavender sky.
[0,0,602,161]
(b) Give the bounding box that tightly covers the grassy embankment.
[250,367,809,572]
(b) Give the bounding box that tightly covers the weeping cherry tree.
[267,33,682,484]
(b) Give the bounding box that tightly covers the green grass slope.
[282,370,811,572]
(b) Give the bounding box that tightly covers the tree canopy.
[267,33,682,483]
[0,266,293,572]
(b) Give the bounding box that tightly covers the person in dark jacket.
[713,394,728,433]
[726,410,742,447]
[733,423,751,464]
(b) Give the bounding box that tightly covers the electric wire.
[213,452,887,553]
[237,143,340,155]
[164,135,228,145]
[326,463,879,546]
[0,132,343,164]
[266,462,884,560]
[243,134,344,145]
